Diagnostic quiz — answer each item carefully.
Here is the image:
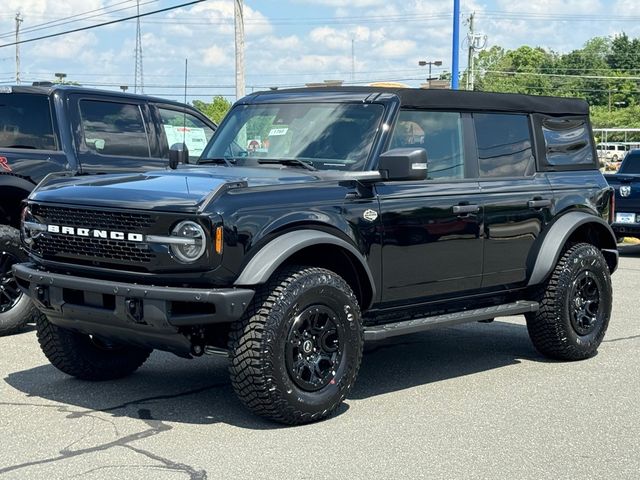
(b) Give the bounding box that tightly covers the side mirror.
[377,148,428,181]
[169,143,189,170]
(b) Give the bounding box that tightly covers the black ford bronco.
[0,85,215,334]
[15,87,618,424]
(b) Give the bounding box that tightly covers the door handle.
[528,199,552,209]
[452,204,480,214]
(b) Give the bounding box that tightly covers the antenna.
[183,58,188,147]
[351,38,355,82]
[134,0,144,93]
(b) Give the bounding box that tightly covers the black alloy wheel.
[286,305,344,392]
[569,271,601,336]
[0,251,21,314]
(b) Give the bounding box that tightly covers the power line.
[0,0,206,49]
[0,1,142,39]
[483,70,640,81]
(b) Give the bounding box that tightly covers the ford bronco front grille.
[31,204,154,231]
[29,204,158,269]
[36,235,154,264]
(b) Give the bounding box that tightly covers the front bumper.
[611,222,640,238]
[13,263,254,353]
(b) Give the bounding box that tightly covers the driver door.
[377,110,483,305]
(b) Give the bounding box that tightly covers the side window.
[158,108,215,161]
[389,110,465,180]
[474,113,534,177]
[541,116,593,167]
[79,100,150,158]
[0,93,56,150]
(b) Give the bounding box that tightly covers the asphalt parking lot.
[1,247,639,480]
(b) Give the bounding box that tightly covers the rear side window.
[79,100,150,158]
[541,116,593,167]
[474,113,534,177]
[0,93,56,150]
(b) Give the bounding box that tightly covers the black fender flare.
[527,211,618,286]
[233,229,376,307]
[0,173,36,193]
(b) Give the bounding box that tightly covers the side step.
[363,300,539,342]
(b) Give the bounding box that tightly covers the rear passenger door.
[378,110,483,304]
[70,94,165,174]
[473,113,552,289]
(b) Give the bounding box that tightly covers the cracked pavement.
[1,246,640,479]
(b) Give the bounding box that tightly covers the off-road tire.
[36,315,152,380]
[229,266,363,425]
[0,225,43,336]
[526,243,612,360]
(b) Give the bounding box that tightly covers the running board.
[364,301,539,341]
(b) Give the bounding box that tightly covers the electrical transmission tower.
[15,12,22,84]
[134,0,144,93]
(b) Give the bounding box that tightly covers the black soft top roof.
[247,86,589,116]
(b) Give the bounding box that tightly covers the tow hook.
[35,285,50,308]
[125,298,144,323]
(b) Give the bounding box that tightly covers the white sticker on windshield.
[268,127,289,136]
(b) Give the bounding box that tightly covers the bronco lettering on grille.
[46,225,144,242]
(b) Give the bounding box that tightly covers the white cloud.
[32,31,97,60]
[298,0,386,6]
[375,39,417,58]
[201,44,229,67]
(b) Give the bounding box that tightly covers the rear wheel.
[229,266,363,425]
[526,243,612,360]
[36,315,152,381]
[0,225,42,336]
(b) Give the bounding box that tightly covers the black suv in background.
[0,85,216,334]
[15,87,617,424]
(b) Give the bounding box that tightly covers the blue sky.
[1,0,638,103]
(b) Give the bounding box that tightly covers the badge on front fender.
[620,185,631,197]
[363,209,378,222]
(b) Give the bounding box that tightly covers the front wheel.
[36,316,152,381]
[526,243,612,360]
[0,225,42,336]
[228,266,363,425]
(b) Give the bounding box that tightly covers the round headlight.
[170,221,206,263]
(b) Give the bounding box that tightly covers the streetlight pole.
[418,60,443,84]
[54,72,67,84]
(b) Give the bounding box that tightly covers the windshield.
[200,102,384,171]
[620,154,640,174]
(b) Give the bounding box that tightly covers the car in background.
[605,149,640,240]
[0,84,216,335]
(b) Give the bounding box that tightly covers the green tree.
[474,45,556,95]
[192,96,232,124]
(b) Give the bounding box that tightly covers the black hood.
[29,166,323,213]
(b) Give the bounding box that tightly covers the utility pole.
[466,13,474,90]
[134,0,144,93]
[234,0,245,100]
[465,12,487,91]
[15,13,22,84]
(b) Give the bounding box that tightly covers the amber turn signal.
[215,226,223,254]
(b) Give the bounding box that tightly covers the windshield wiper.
[198,157,235,167]
[257,159,317,171]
